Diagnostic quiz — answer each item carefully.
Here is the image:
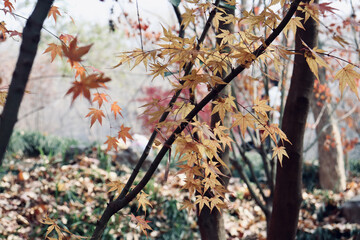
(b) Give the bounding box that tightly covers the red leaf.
[85,108,105,127]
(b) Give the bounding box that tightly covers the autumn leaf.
[301,40,329,80]
[43,43,63,62]
[252,97,274,115]
[3,0,14,13]
[232,113,255,137]
[107,180,125,199]
[85,108,105,127]
[62,37,92,66]
[104,136,118,152]
[334,64,360,99]
[129,214,152,236]
[111,101,123,119]
[0,21,7,36]
[92,93,108,107]
[118,125,133,143]
[0,91,7,106]
[136,191,153,214]
[66,73,110,103]
[272,146,289,167]
[195,195,210,213]
[212,95,236,122]
[47,6,61,23]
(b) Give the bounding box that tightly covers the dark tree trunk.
[267,1,318,239]
[197,2,233,239]
[0,0,54,165]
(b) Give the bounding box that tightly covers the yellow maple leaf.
[334,64,360,99]
[136,191,153,214]
[195,195,210,213]
[252,97,274,115]
[272,146,289,167]
[301,40,329,80]
[232,113,255,137]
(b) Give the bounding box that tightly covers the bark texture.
[268,1,318,239]
[0,0,54,165]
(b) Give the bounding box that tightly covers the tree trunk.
[197,2,233,239]
[311,69,346,192]
[268,1,317,239]
[0,0,54,165]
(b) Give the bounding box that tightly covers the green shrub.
[6,130,78,158]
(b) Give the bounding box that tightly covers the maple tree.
[0,0,359,239]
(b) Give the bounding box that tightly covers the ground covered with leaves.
[1,146,360,239]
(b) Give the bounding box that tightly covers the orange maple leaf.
[93,93,108,107]
[85,108,105,127]
[62,37,92,66]
[4,0,14,13]
[118,125,133,143]
[43,43,62,62]
[66,73,110,103]
[104,136,118,152]
[129,214,152,236]
[59,34,74,44]
[111,101,123,119]
[47,6,61,23]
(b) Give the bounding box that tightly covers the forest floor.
[1,150,360,240]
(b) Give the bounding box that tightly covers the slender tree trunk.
[311,69,346,192]
[0,0,54,166]
[268,1,317,239]
[197,2,233,239]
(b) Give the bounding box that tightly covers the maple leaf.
[62,37,92,66]
[43,43,63,62]
[179,199,195,213]
[107,180,125,199]
[210,195,225,212]
[318,2,337,15]
[85,108,105,127]
[212,95,236,122]
[195,195,210,213]
[334,64,360,99]
[0,21,7,36]
[181,7,196,29]
[92,93,108,107]
[272,146,289,167]
[104,136,118,152]
[283,17,305,37]
[118,125,133,143]
[66,73,110,103]
[232,113,255,137]
[111,101,123,118]
[301,40,329,80]
[72,62,86,78]
[0,91,7,106]
[252,97,274,115]
[136,191,153,214]
[129,214,152,236]
[47,6,61,23]
[3,0,14,13]
[59,34,74,44]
